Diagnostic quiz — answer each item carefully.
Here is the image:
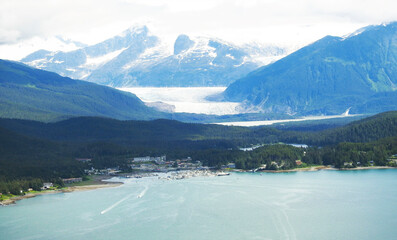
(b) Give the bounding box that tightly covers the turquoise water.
[1,169,397,240]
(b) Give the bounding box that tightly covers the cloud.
[0,0,396,59]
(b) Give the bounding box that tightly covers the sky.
[1,0,397,60]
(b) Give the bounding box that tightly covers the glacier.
[119,87,242,115]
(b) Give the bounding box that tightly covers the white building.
[133,156,151,162]
[42,183,53,189]
[133,155,166,163]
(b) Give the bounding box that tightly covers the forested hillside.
[280,111,397,145]
[0,111,396,183]
[0,59,165,122]
[224,23,397,115]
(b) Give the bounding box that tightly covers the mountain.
[224,22,397,115]
[102,35,287,87]
[0,59,166,122]
[21,26,287,87]
[21,26,158,83]
[0,58,307,123]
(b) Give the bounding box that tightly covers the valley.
[2,2,397,240]
[119,87,241,115]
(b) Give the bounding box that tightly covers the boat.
[217,172,230,176]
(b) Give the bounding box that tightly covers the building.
[344,162,353,167]
[75,158,92,163]
[227,163,236,168]
[154,155,167,164]
[133,155,166,163]
[134,156,151,162]
[42,183,53,189]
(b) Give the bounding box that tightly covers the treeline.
[189,144,304,170]
[189,136,397,171]
[0,178,65,195]
[0,111,397,192]
[279,111,397,146]
[1,112,397,149]
[0,117,281,147]
[302,137,397,168]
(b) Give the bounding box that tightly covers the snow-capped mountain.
[22,26,158,82]
[0,36,87,61]
[21,26,288,87]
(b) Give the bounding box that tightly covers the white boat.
[217,172,230,176]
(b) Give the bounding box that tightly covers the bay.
[1,169,397,240]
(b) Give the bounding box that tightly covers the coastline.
[258,166,328,173]
[2,166,395,206]
[255,165,396,173]
[336,166,395,171]
[0,178,122,206]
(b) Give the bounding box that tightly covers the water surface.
[1,170,397,240]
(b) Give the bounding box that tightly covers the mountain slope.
[21,26,287,87]
[1,110,396,157]
[0,59,165,121]
[224,23,397,115]
[22,26,158,84]
[0,117,256,143]
[101,35,286,87]
[279,111,397,145]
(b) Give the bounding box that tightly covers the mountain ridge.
[21,26,288,87]
[0,59,167,122]
[224,22,397,115]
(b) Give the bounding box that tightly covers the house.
[227,163,236,168]
[295,160,302,166]
[42,182,53,189]
[388,158,397,164]
[344,162,353,167]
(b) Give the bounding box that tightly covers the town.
[82,155,236,176]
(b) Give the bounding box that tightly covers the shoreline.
[255,165,396,173]
[2,166,395,205]
[1,180,122,206]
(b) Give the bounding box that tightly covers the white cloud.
[0,0,396,60]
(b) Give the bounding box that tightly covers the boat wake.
[137,185,149,198]
[100,186,149,215]
[100,192,135,215]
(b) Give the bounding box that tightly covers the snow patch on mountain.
[122,43,171,70]
[83,48,127,69]
[21,26,290,87]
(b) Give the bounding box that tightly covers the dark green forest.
[1,111,397,195]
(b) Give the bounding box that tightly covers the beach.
[0,177,122,206]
